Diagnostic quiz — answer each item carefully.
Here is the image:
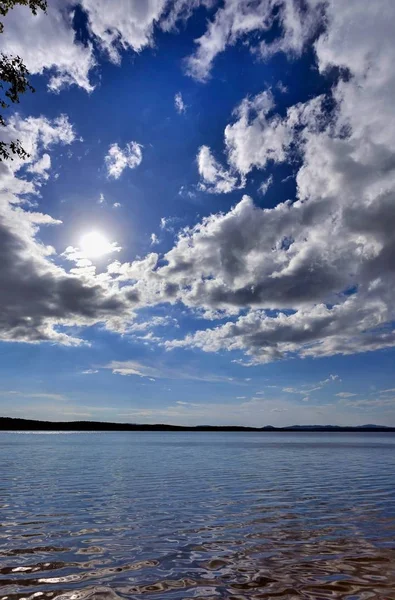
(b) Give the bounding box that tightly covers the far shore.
[1,417,395,433]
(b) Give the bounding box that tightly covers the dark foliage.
[0,0,47,161]
[1,417,394,433]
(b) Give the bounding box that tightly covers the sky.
[1,0,395,427]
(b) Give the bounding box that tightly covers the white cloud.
[185,0,323,81]
[0,114,144,345]
[103,359,238,383]
[80,0,168,63]
[224,90,298,175]
[174,92,187,114]
[0,1,219,94]
[3,0,395,372]
[0,0,206,93]
[62,235,122,264]
[258,175,273,196]
[0,1,322,94]
[336,392,357,398]
[165,298,395,363]
[339,397,395,411]
[160,216,184,232]
[27,153,51,178]
[127,316,178,333]
[0,115,74,193]
[150,233,159,246]
[160,0,215,32]
[320,374,341,385]
[5,393,394,426]
[0,390,66,401]
[198,90,322,192]
[197,145,244,193]
[115,396,392,427]
[105,141,142,179]
[1,1,96,92]
[185,0,274,81]
[134,0,395,363]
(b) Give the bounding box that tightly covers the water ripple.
[1,431,395,599]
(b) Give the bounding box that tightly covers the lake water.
[1,432,395,600]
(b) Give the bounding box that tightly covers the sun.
[80,231,113,259]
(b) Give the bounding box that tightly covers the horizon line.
[1,417,394,432]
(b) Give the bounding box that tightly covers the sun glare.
[80,231,112,259]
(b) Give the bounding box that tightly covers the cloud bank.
[2,0,395,369]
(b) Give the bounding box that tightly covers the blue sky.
[1,0,395,426]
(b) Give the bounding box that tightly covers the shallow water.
[1,432,395,600]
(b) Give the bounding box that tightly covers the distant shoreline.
[1,417,395,432]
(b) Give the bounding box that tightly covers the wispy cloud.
[258,175,273,195]
[282,375,340,396]
[102,359,238,384]
[113,395,381,427]
[0,390,66,401]
[150,233,159,246]
[174,92,187,114]
[339,397,395,410]
[320,374,341,385]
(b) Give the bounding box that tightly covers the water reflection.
[1,432,395,599]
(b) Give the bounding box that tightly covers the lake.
[1,432,395,599]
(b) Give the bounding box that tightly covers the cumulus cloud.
[151,0,395,363]
[160,0,215,32]
[0,0,323,94]
[80,0,167,63]
[1,0,96,92]
[0,203,131,344]
[0,0,213,93]
[0,115,141,345]
[3,0,395,371]
[185,0,323,81]
[0,113,75,210]
[129,316,178,332]
[165,294,395,363]
[27,153,51,178]
[197,145,244,193]
[105,141,143,179]
[197,90,323,191]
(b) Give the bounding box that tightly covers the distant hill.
[1,417,394,433]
